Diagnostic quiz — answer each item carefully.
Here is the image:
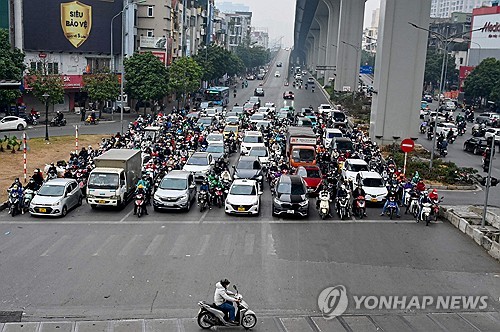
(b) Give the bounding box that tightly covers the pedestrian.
[81,108,86,121]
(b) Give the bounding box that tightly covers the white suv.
[241,131,265,155]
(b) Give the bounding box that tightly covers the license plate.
[371,198,378,202]
[98,200,106,204]
[238,207,245,211]
[287,209,295,214]
[39,208,46,213]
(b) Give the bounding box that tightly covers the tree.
[124,52,169,106]
[424,49,459,92]
[464,58,500,105]
[25,59,64,105]
[193,45,244,82]
[360,50,375,68]
[235,45,270,70]
[168,56,203,107]
[0,29,25,107]
[83,70,120,114]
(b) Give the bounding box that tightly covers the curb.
[428,184,480,191]
[440,206,500,261]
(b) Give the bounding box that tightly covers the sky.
[215,0,381,47]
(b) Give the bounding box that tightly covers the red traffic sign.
[400,138,415,153]
[38,52,47,58]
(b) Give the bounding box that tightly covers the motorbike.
[198,190,209,212]
[197,285,257,330]
[336,196,350,220]
[311,86,315,93]
[76,175,86,197]
[385,197,398,220]
[214,186,224,208]
[85,115,98,125]
[8,190,22,217]
[134,193,145,218]
[420,122,427,134]
[408,196,420,218]
[23,189,36,213]
[50,117,67,127]
[447,135,456,144]
[439,147,448,157]
[317,189,331,220]
[353,195,366,219]
[46,170,58,181]
[420,202,433,226]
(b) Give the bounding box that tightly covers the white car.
[355,171,388,203]
[324,128,343,148]
[264,102,275,107]
[29,178,83,217]
[435,122,458,137]
[248,146,270,166]
[182,152,214,181]
[484,128,500,143]
[205,108,218,118]
[241,131,265,155]
[275,71,281,77]
[206,133,224,145]
[317,104,333,114]
[0,116,27,131]
[342,159,369,183]
[249,113,266,123]
[224,179,261,215]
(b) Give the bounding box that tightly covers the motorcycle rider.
[336,184,350,213]
[9,184,24,211]
[32,169,44,187]
[199,179,212,209]
[214,279,239,324]
[9,178,22,190]
[55,110,64,124]
[352,180,367,217]
[136,175,151,204]
[380,190,401,218]
[418,190,432,222]
[24,177,41,192]
[133,185,148,215]
[47,163,58,176]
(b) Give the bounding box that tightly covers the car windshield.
[350,163,369,172]
[292,149,315,162]
[208,134,223,141]
[243,135,263,143]
[225,126,237,132]
[198,118,212,124]
[363,178,384,187]
[159,178,187,190]
[237,160,260,169]
[230,184,256,195]
[38,184,65,197]
[298,119,312,126]
[277,182,306,195]
[251,114,264,120]
[249,148,268,157]
[206,145,224,153]
[336,141,353,151]
[328,132,341,138]
[306,169,321,178]
[232,107,244,114]
[188,157,208,165]
[333,112,346,121]
[206,109,216,115]
[88,173,119,190]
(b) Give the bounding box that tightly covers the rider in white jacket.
[214,279,238,323]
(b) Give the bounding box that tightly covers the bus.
[204,86,230,106]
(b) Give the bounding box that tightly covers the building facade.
[226,11,252,52]
[250,27,269,50]
[468,4,500,66]
[431,0,492,18]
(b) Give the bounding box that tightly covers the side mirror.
[233,285,238,292]
[232,165,236,169]
[258,191,263,195]
[189,184,196,189]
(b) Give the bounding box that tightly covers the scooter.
[439,147,448,157]
[385,197,398,220]
[8,190,21,217]
[409,196,420,218]
[214,186,224,208]
[198,190,209,212]
[134,193,145,218]
[197,285,257,330]
[353,195,366,219]
[23,189,36,213]
[336,196,350,220]
[317,189,331,220]
[420,202,433,226]
[420,122,427,134]
[50,117,67,127]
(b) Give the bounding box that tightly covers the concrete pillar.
[311,29,320,75]
[306,38,313,70]
[334,0,365,92]
[369,0,432,145]
[323,0,340,85]
[314,14,328,79]
[13,0,22,50]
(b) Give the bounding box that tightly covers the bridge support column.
[369,0,432,145]
[315,15,329,80]
[334,0,365,92]
[323,0,340,86]
[306,36,314,72]
[310,30,320,76]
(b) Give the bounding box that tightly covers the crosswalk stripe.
[92,235,118,256]
[169,234,187,256]
[221,234,233,255]
[244,234,255,255]
[197,235,210,256]
[119,235,142,256]
[69,234,95,257]
[14,235,50,257]
[40,235,71,257]
[267,233,276,256]
[144,235,165,256]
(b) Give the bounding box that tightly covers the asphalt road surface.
[0,50,498,331]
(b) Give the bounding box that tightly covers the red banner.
[459,66,475,80]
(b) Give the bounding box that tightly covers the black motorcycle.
[198,190,209,212]
[50,117,67,127]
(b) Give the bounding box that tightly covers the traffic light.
[479,176,498,186]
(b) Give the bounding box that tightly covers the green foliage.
[193,45,244,82]
[124,52,169,102]
[424,49,459,89]
[235,45,270,70]
[83,70,120,108]
[360,50,375,68]
[0,29,26,105]
[167,56,203,97]
[463,58,500,103]
[26,60,65,105]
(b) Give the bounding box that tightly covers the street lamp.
[110,0,146,134]
[408,22,483,168]
[341,40,361,103]
[42,92,50,141]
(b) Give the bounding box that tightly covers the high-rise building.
[225,11,252,52]
[431,0,492,18]
[251,27,269,50]
[371,8,380,28]
[214,1,249,14]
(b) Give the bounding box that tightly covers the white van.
[324,128,343,148]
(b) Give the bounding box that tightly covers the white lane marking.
[120,209,134,222]
[69,234,95,256]
[198,209,209,224]
[267,233,276,256]
[244,234,255,255]
[220,234,232,255]
[197,234,210,256]
[14,235,50,257]
[40,235,71,256]
[118,234,142,256]
[169,234,187,256]
[92,235,118,256]
[143,235,165,256]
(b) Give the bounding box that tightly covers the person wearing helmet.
[429,189,438,202]
[214,279,239,324]
[199,179,212,209]
[47,163,58,175]
[24,177,40,192]
[9,178,21,190]
[33,169,44,187]
[416,180,426,194]
[336,183,350,212]
[134,184,148,215]
[380,188,401,217]
[136,175,151,204]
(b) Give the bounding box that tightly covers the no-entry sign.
[400,138,415,153]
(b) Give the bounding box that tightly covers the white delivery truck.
[87,149,142,208]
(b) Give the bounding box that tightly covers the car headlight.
[51,201,61,206]
[273,197,282,205]
[200,169,209,173]
[154,193,161,200]
[179,194,188,200]
[233,174,240,179]
[299,200,309,207]
[255,175,263,180]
